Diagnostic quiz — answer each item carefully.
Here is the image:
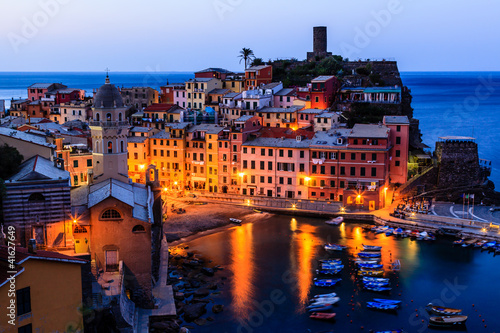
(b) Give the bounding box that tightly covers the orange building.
[245,65,273,90]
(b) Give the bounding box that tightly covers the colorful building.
[297,76,340,109]
[245,65,273,90]
[185,78,222,110]
[120,86,159,110]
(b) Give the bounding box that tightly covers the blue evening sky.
[1,0,499,72]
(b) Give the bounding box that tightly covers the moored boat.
[363,277,390,283]
[229,218,242,224]
[474,240,487,247]
[358,252,382,258]
[453,238,466,245]
[364,286,392,292]
[324,243,347,251]
[358,263,383,269]
[367,301,399,310]
[314,278,341,287]
[373,299,401,305]
[428,315,468,327]
[462,238,478,247]
[362,244,382,251]
[307,304,334,313]
[325,216,343,225]
[316,269,342,275]
[253,208,262,213]
[313,292,337,298]
[309,312,336,321]
[358,270,384,277]
[308,297,340,306]
[426,304,462,315]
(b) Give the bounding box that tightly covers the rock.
[206,316,214,321]
[191,298,210,303]
[172,285,179,292]
[201,267,215,276]
[180,328,191,333]
[187,252,194,258]
[183,303,207,322]
[193,318,207,326]
[189,280,201,288]
[174,292,185,300]
[206,283,218,290]
[212,304,224,314]
[194,288,210,298]
[150,320,180,332]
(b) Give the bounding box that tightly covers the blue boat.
[321,264,344,270]
[324,244,346,251]
[367,302,399,310]
[316,269,342,275]
[314,278,341,287]
[319,259,342,263]
[482,241,496,250]
[365,286,392,292]
[358,263,383,269]
[362,244,382,251]
[358,252,382,258]
[373,299,402,305]
[363,277,390,283]
[364,282,390,287]
[374,330,405,333]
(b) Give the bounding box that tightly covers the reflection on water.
[290,220,322,312]
[230,223,255,319]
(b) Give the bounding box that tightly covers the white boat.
[229,218,242,224]
[326,216,344,225]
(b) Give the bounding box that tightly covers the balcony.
[281,118,296,123]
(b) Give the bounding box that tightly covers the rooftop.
[383,115,410,125]
[130,126,155,133]
[187,124,224,134]
[274,88,295,96]
[299,109,327,114]
[207,88,231,95]
[246,65,271,72]
[151,131,171,139]
[348,124,390,139]
[195,68,233,74]
[8,155,69,182]
[144,104,178,112]
[186,78,216,83]
[243,136,312,149]
[166,122,191,130]
[438,136,476,141]
[28,83,66,90]
[224,92,240,99]
[312,76,336,82]
[261,82,282,90]
[259,106,303,113]
[235,115,254,122]
[128,136,148,143]
[0,127,56,149]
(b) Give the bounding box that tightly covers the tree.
[238,48,255,69]
[0,144,23,180]
[251,58,264,67]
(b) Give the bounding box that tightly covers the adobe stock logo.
[213,0,245,21]
[340,0,405,59]
[8,0,73,54]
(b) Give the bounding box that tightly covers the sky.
[1,0,499,72]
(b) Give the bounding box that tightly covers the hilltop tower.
[307,26,332,62]
[89,75,130,184]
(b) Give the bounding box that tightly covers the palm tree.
[238,48,255,69]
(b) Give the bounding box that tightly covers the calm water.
[172,215,500,333]
[0,71,499,184]
[401,72,500,186]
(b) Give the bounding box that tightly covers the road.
[430,202,500,224]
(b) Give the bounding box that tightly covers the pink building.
[383,115,410,185]
[173,87,187,109]
[273,88,297,108]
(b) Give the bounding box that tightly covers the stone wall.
[436,140,481,188]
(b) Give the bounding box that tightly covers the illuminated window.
[73,226,88,233]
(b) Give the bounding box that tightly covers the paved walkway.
[136,235,176,332]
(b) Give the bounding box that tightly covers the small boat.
[324,244,347,251]
[482,241,496,250]
[364,282,390,288]
[428,315,468,327]
[309,312,336,321]
[313,292,337,299]
[393,228,405,237]
[308,297,340,306]
[426,304,462,315]
[321,263,344,269]
[363,277,390,283]
[367,302,399,310]
[373,299,402,305]
[373,330,405,333]
[354,260,379,265]
[314,278,341,287]
[391,259,401,271]
[307,304,334,313]
[252,208,263,213]
[385,228,395,236]
[229,218,242,224]
[474,240,487,248]
[375,226,389,234]
[358,263,383,269]
[453,238,465,245]
[362,244,382,251]
[358,252,382,258]
[319,259,342,264]
[325,216,343,225]
[364,286,392,292]
[316,269,342,275]
[462,238,478,247]
[358,270,384,277]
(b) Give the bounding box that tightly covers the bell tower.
[90,75,130,184]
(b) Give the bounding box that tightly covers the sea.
[0,71,499,185]
[171,215,500,332]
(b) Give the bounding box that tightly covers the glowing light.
[139,164,145,170]
[163,187,168,192]
[292,204,296,209]
[246,199,251,205]
[411,212,416,217]
[73,219,77,224]
[305,177,311,182]
[482,228,487,232]
[357,194,361,199]
[239,172,245,177]
[340,206,346,212]
[384,187,388,191]
[290,218,297,232]
[174,181,178,185]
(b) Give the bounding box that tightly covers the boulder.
[150,320,180,333]
[194,288,210,298]
[201,267,215,276]
[180,328,191,333]
[183,303,207,322]
[193,318,207,326]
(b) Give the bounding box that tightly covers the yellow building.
[127,127,155,183]
[222,75,245,93]
[0,245,85,332]
[185,78,222,111]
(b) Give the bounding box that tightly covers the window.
[17,287,31,315]
[287,178,292,185]
[360,167,366,176]
[18,324,32,333]
[396,150,401,157]
[350,167,356,176]
[268,149,273,156]
[279,177,284,184]
[330,180,335,187]
[354,139,358,145]
[299,163,305,172]
[243,147,248,154]
[73,160,79,168]
[340,181,345,188]
[87,159,92,167]
[101,209,122,220]
[268,176,273,183]
[312,165,317,174]
[28,193,45,202]
[361,153,366,161]
[340,166,345,175]
[261,148,265,156]
[396,136,401,144]
[340,152,345,160]
[73,175,78,185]
[395,161,400,166]
[279,150,284,157]
[243,160,248,169]
[268,162,273,170]
[260,161,265,170]
[351,153,356,160]
[329,152,337,160]
[330,166,335,175]
[260,176,265,183]
[251,161,255,169]
[397,125,401,132]
[107,141,113,153]
[300,150,304,158]
[371,167,377,177]
[320,166,326,174]
[132,225,146,233]
[372,153,377,161]
[251,148,256,154]
[288,150,293,158]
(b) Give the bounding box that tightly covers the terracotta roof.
[144,104,178,112]
[257,127,315,140]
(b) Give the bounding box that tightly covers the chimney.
[28,239,37,254]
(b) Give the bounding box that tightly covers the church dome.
[94,76,124,108]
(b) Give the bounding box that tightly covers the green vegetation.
[345,104,388,127]
[250,58,264,67]
[272,55,344,87]
[238,48,255,69]
[0,144,23,224]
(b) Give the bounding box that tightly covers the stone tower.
[307,26,332,62]
[89,75,130,184]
